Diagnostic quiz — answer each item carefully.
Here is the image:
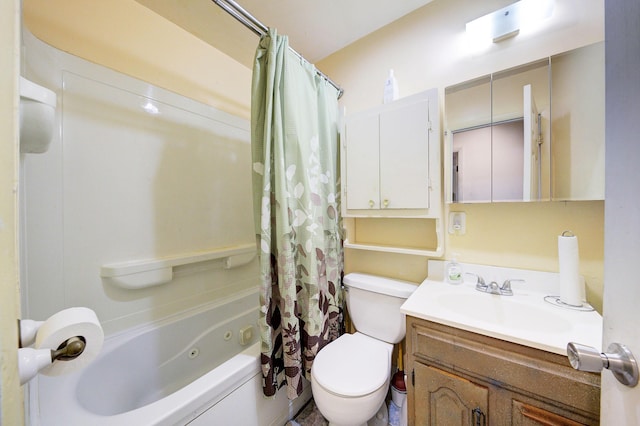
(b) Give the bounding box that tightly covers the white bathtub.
[29,289,310,425]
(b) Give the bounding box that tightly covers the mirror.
[445,41,604,203]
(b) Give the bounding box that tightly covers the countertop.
[400,261,603,356]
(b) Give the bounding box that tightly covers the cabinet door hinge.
[427,121,432,132]
[411,369,415,386]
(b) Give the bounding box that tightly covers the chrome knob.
[383,199,389,207]
[567,342,639,387]
[369,200,374,208]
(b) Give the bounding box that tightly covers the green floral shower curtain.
[251,29,344,400]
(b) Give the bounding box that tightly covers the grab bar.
[101,243,257,289]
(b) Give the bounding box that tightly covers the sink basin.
[400,263,603,355]
[436,292,572,333]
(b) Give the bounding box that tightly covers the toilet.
[311,273,417,426]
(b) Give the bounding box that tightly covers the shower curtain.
[251,28,344,400]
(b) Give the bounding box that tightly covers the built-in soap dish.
[19,76,57,154]
[544,295,595,312]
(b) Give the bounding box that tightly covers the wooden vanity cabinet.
[406,316,601,425]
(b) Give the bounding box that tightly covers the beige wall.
[1,0,24,423]
[320,0,605,311]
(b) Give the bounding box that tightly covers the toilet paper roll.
[558,232,584,306]
[34,307,104,376]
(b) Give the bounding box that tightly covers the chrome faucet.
[466,273,525,296]
[488,281,502,295]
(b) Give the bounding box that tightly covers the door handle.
[567,342,639,387]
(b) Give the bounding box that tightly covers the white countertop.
[400,261,603,356]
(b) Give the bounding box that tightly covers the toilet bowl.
[311,333,392,426]
[310,273,417,426]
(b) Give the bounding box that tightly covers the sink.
[436,292,572,333]
[400,261,603,355]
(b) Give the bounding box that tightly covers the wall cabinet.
[341,89,443,256]
[406,316,601,425]
[345,92,430,210]
[343,88,440,217]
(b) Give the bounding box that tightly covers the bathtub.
[29,289,311,426]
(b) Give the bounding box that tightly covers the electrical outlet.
[448,212,466,235]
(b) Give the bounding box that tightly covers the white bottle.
[446,255,463,284]
[383,69,399,104]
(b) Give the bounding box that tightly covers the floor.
[286,398,328,426]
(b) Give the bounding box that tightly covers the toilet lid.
[312,333,391,396]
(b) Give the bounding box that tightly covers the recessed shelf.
[344,240,442,257]
[343,217,444,257]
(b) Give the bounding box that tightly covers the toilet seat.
[312,332,391,397]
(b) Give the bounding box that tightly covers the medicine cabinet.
[445,41,604,203]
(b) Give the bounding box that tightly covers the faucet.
[488,281,502,295]
[466,273,525,296]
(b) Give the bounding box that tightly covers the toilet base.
[311,376,389,426]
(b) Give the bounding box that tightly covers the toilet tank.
[343,273,417,344]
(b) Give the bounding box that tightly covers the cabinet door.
[379,98,430,209]
[414,362,489,426]
[345,110,380,210]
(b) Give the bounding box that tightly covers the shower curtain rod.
[211,0,344,98]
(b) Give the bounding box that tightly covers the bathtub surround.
[252,29,344,399]
[21,30,257,336]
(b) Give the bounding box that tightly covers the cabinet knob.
[368,200,374,208]
[383,199,389,208]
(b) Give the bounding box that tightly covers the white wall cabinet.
[344,89,438,214]
[342,88,443,256]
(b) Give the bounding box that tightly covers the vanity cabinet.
[406,316,601,425]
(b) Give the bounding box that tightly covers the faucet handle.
[500,279,525,295]
[465,272,486,289]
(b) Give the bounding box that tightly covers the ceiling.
[135,0,435,67]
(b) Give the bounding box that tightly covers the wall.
[319,0,605,311]
[1,0,25,423]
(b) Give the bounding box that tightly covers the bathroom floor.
[286,398,328,426]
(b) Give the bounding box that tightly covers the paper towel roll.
[558,232,584,306]
[34,307,104,376]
